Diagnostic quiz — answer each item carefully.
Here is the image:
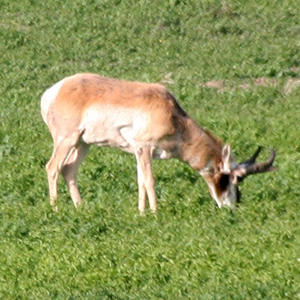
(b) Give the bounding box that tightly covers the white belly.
[79,105,178,159]
[80,105,149,153]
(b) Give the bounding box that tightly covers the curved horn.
[238,146,262,168]
[233,148,276,179]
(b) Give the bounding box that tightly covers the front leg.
[137,163,147,213]
[135,146,157,213]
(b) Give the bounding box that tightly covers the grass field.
[1,0,300,299]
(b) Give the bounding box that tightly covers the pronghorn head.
[203,145,276,208]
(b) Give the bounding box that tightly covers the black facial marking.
[218,174,230,191]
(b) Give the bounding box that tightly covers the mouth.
[222,197,236,208]
[208,183,237,209]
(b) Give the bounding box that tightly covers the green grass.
[1,0,300,299]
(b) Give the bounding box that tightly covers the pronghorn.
[41,73,275,212]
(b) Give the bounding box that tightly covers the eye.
[218,174,230,191]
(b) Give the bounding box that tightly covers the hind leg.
[62,143,90,207]
[46,133,80,207]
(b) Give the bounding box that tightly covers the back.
[54,73,181,112]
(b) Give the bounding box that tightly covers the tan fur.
[41,73,228,211]
[52,74,176,136]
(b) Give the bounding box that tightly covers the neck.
[179,118,223,173]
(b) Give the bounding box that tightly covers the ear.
[221,144,231,173]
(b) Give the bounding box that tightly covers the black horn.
[234,147,276,180]
[238,146,262,168]
[243,148,276,175]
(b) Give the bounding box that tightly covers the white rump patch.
[41,78,66,124]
